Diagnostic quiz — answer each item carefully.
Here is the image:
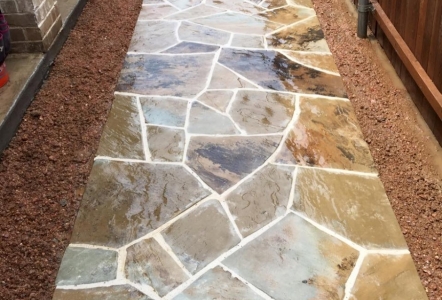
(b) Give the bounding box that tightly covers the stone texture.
[197,90,233,112]
[186,135,281,193]
[56,247,118,286]
[163,41,219,54]
[223,214,358,300]
[117,54,214,97]
[283,51,339,73]
[178,21,230,45]
[129,21,178,53]
[193,12,282,35]
[139,4,178,19]
[258,6,314,25]
[168,0,202,9]
[71,160,210,247]
[226,164,293,237]
[260,0,287,9]
[140,97,188,127]
[230,34,263,48]
[97,95,144,159]
[146,126,185,162]
[209,63,257,89]
[165,4,225,20]
[275,97,375,172]
[173,267,263,300]
[349,254,428,299]
[206,0,263,14]
[219,49,346,97]
[293,168,407,249]
[188,102,239,135]
[53,285,151,300]
[125,238,189,297]
[230,90,295,134]
[162,200,241,273]
[267,17,330,52]
[287,0,313,8]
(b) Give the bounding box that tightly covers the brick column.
[0,0,62,52]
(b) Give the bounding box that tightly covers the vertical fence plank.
[414,0,428,62]
[426,1,442,81]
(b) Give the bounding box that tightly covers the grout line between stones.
[272,162,379,177]
[154,234,193,278]
[277,50,341,76]
[116,248,127,280]
[136,96,151,161]
[286,166,298,214]
[218,198,244,240]
[68,243,118,251]
[127,281,162,300]
[343,252,365,300]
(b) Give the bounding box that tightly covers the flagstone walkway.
[52,0,428,299]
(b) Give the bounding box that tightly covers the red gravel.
[0,0,141,298]
[312,0,442,299]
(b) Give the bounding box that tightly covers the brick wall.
[0,0,62,52]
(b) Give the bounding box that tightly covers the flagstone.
[146,126,185,162]
[168,0,202,10]
[230,34,264,48]
[165,4,225,20]
[97,95,144,159]
[287,0,314,8]
[293,168,407,249]
[283,51,339,73]
[266,17,330,52]
[173,267,264,299]
[143,0,164,3]
[140,97,188,127]
[208,64,257,89]
[206,0,264,14]
[197,90,233,112]
[223,213,358,300]
[193,12,282,35]
[139,4,178,20]
[275,96,375,172]
[219,48,346,97]
[162,42,219,54]
[70,160,211,247]
[188,102,239,135]
[129,21,178,53]
[178,21,230,45]
[162,200,241,274]
[257,6,315,25]
[260,0,287,9]
[56,247,118,286]
[186,135,281,193]
[226,164,293,237]
[229,90,295,134]
[53,286,151,300]
[349,254,428,300]
[125,238,189,297]
[116,53,214,97]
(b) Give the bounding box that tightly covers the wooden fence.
[352,0,442,144]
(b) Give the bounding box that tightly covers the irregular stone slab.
[283,51,339,73]
[166,4,225,20]
[223,214,358,300]
[129,21,178,53]
[97,95,144,159]
[260,0,287,9]
[275,97,375,172]
[146,126,185,162]
[188,102,239,134]
[287,0,313,8]
[139,4,178,19]
[144,0,164,3]
[349,254,428,299]
[178,21,230,45]
[117,54,214,97]
[125,238,189,296]
[53,285,151,300]
[206,0,263,14]
[163,42,219,54]
[186,135,281,193]
[209,64,257,89]
[168,0,202,9]
[267,17,330,52]
[71,160,211,247]
[230,90,295,134]
[56,247,118,286]
[293,168,407,249]
[162,200,241,273]
[231,34,264,48]
[226,164,293,237]
[198,90,233,112]
[174,267,263,299]
[258,6,314,26]
[193,12,282,35]
[140,97,188,127]
[219,49,346,97]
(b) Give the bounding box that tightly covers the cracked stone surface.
[55,1,425,298]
